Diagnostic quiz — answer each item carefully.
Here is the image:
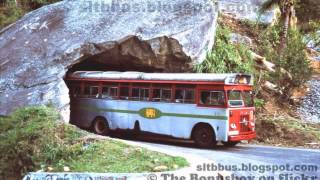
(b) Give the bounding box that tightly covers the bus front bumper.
[229,132,256,141]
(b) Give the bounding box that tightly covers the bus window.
[72,86,81,98]
[152,89,161,102]
[120,87,129,100]
[84,85,90,97]
[132,88,149,101]
[90,86,99,98]
[141,88,149,101]
[83,85,99,98]
[228,90,244,107]
[175,89,184,103]
[102,86,118,99]
[175,89,195,103]
[185,90,195,103]
[162,89,171,102]
[200,91,225,106]
[152,88,172,102]
[109,87,118,99]
[242,91,254,107]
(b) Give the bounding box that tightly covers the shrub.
[0,106,82,179]
[254,98,265,108]
[195,26,254,74]
[258,26,312,90]
[281,30,312,87]
[0,0,61,28]
[0,1,26,28]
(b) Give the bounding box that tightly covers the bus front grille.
[239,115,251,133]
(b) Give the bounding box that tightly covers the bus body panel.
[70,98,229,141]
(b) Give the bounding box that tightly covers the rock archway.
[0,0,218,121]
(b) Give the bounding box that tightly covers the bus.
[66,71,256,148]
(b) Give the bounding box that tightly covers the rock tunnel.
[63,35,193,123]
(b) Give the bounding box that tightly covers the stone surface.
[218,0,279,24]
[298,79,320,123]
[0,0,218,120]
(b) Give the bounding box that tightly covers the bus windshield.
[242,91,254,107]
[227,90,254,107]
[228,90,243,107]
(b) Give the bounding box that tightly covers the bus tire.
[92,117,109,135]
[222,141,239,147]
[192,124,216,148]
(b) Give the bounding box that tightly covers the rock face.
[0,0,218,120]
[218,0,278,24]
[298,79,320,123]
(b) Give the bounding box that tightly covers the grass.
[0,106,188,179]
[61,140,187,173]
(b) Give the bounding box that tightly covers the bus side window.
[101,86,109,99]
[132,88,140,101]
[72,86,81,98]
[175,89,195,103]
[185,89,195,103]
[109,87,118,99]
[152,88,172,102]
[132,88,150,101]
[161,89,172,102]
[83,85,99,98]
[83,85,90,98]
[120,87,129,100]
[200,91,225,106]
[152,89,161,102]
[175,89,184,103]
[101,86,118,99]
[90,86,99,98]
[141,88,149,101]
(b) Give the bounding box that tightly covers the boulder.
[218,0,279,25]
[0,0,218,121]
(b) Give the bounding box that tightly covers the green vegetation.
[254,98,265,109]
[0,1,25,28]
[258,25,312,91]
[0,0,60,28]
[0,106,188,179]
[260,0,296,51]
[195,26,254,74]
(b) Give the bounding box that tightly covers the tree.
[260,0,297,52]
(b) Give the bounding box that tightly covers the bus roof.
[67,71,253,85]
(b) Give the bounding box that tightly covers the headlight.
[250,122,255,127]
[249,111,254,121]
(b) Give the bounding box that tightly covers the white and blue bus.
[67,71,256,148]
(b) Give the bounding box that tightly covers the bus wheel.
[193,124,216,148]
[222,141,239,147]
[93,117,109,135]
